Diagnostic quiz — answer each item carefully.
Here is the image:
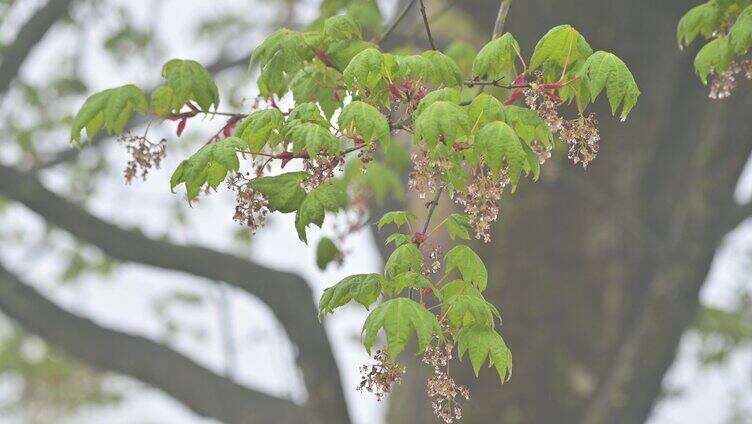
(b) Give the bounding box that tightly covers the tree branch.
[492,0,513,39]
[418,0,437,50]
[378,0,418,45]
[0,0,75,95]
[0,261,309,424]
[0,164,351,424]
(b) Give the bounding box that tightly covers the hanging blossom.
[408,148,452,199]
[227,172,269,234]
[118,133,166,183]
[454,168,510,243]
[423,338,470,423]
[709,59,752,99]
[357,350,406,401]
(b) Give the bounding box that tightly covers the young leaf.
[251,28,309,68]
[382,271,437,297]
[421,50,463,87]
[70,84,147,146]
[362,298,441,359]
[677,2,721,47]
[467,94,505,130]
[234,109,285,153]
[446,213,473,241]
[694,36,733,84]
[729,5,752,54]
[290,62,342,119]
[288,122,340,156]
[394,54,434,82]
[339,101,390,145]
[445,291,498,328]
[377,211,417,230]
[295,181,348,242]
[170,137,242,199]
[316,237,343,271]
[444,245,488,291]
[472,33,520,80]
[160,59,220,112]
[326,39,377,71]
[502,105,554,148]
[319,273,384,317]
[323,15,362,40]
[580,51,640,121]
[414,87,462,118]
[474,121,531,190]
[248,172,308,213]
[343,48,384,91]
[413,101,470,147]
[385,233,411,247]
[384,243,423,278]
[530,25,593,72]
[457,324,512,383]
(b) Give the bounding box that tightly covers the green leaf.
[444,245,488,291]
[343,48,385,91]
[287,102,328,127]
[362,298,441,359]
[421,50,463,87]
[580,51,640,121]
[251,29,310,97]
[677,2,721,46]
[472,33,520,80]
[339,101,390,146]
[248,172,307,213]
[729,5,752,54]
[446,213,472,241]
[326,40,377,71]
[694,36,733,84]
[295,181,348,242]
[394,54,434,82]
[234,109,285,153]
[347,0,383,36]
[288,122,340,156]
[414,87,461,118]
[316,237,343,271]
[530,25,593,72]
[474,121,531,190]
[384,243,423,278]
[160,59,220,112]
[323,15,362,40]
[319,273,384,317]
[170,137,242,199]
[502,105,554,148]
[385,233,411,247]
[290,62,342,119]
[70,84,147,146]
[382,271,438,298]
[378,211,417,230]
[441,280,500,329]
[414,101,470,147]
[457,324,512,383]
[467,94,505,130]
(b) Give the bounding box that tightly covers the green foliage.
[339,101,390,146]
[413,101,470,148]
[468,94,505,129]
[472,33,520,80]
[442,280,500,329]
[677,2,721,45]
[729,5,752,53]
[343,48,384,91]
[530,25,593,72]
[384,243,423,278]
[580,51,640,120]
[474,121,535,190]
[70,85,147,146]
[345,161,404,203]
[421,50,463,87]
[234,109,284,153]
[316,237,343,270]
[170,137,241,199]
[445,213,473,241]
[445,245,488,291]
[289,122,340,156]
[362,298,441,359]
[295,181,348,242]
[248,172,307,213]
[319,273,384,317]
[155,59,220,115]
[457,324,513,382]
[694,37,733,83]
[378,211,417,230]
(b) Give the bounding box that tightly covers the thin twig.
[378,0,418,45]
[420,186,444,236]
[492,0,514,39]
[418,0,437,50]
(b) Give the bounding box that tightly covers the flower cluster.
[118,134,166,183]
[709,59,752,99]
[408,149,450,199]
[227,172,269,233]
[357,350,406,401]
[423,340,470,423]
[453,169,510,242]
[302,155,343,192]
